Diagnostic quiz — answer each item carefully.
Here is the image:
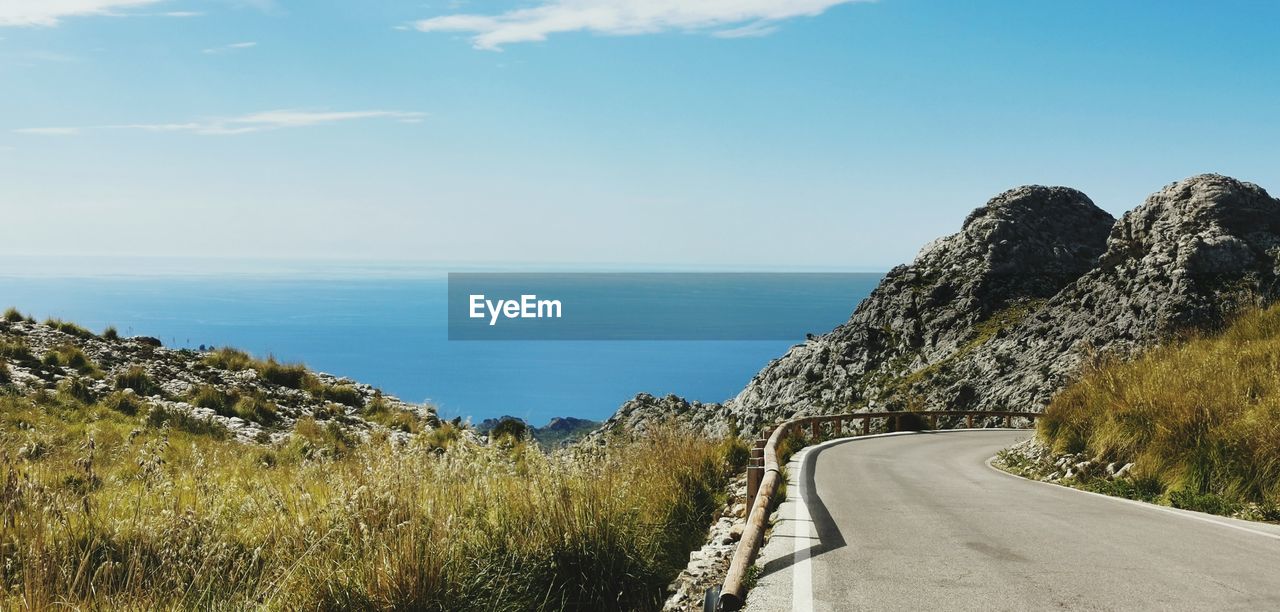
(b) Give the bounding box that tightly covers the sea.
[0,258,880,426]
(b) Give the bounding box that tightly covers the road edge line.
[985,455,1280,542]
[791,447,814,612]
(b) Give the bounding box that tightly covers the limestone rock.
[596,174,1280,438]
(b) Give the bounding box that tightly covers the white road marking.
[791,447,815,612]
[986,456,1280,542]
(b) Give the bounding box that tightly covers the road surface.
[745,430,1280,611]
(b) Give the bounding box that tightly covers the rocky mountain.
[478,414,602,447]
[0,314,436,444]
[597,174,1280,437]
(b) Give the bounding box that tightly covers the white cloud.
[412,0,867,50]
[712,21,779,39]
[15,109,427,136]
[0,0,164,27]
[202,41,257,54]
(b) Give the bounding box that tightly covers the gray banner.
[447,272,880,340]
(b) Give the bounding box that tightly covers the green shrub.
[259,357,309,389]
[3,307,24,323]
[0,359,9,384]
[233,395,279,425]
[57,376,98,404]
[46,344,99,376]
[369,409,423,433]
[1167,490,1243,516]
[189,385,236,417]
[1081,476,1163,503]
[101,391,144,416]
[290,416,355,458]
[115,366,160,397]
[358,395,423,433]
[717,436,751,473]
[422,421,462,450]
[320,383,363,407]
[44,317,94,339]
[0,339,37,369]
[776,427,810,464]
[103,326,120,341]
[203,347,254,371]
[363,393,390,415]
[146,405,230,440]
[489,417,529,441]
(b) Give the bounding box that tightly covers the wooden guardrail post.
[966,414,974,429]
[810,418,819,439]
[863,415,870,435]
[928,414,938,430]
[834,417,843,437]
[746,439,766,502]
[1004,414,1011,428]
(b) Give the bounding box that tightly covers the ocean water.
[0,267,879,425]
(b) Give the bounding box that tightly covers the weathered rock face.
[596,174,1280,437]
[723,185,1115,433]
[944,174,1280,412]
[589,393,735,441]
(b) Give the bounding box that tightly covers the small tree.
[490,417,529,441]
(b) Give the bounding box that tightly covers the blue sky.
[2,1,1278,270]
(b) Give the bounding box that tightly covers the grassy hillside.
[0,313,745,610]
[1037,303,1280,516]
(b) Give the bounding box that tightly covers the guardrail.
[715,410,1040,611]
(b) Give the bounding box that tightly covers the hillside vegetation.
[1036,303,1280,516]
[0,311,743,610]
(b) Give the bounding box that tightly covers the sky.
[1,0,1278,271]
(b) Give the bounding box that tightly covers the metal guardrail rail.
[714,410,1040,611]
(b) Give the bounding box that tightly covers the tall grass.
[0,394,734,610]
[258,357,309,389]
[3,307,24,323]
[45,344,100,377]
[114,366,161,397]
[43,317,94,339]
[1039,303,1280,505]
[203,348,319,391]
[204,347,255,371]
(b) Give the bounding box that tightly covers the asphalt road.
[745,430,1280,611]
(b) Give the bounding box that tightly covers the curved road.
[745,430,1280,611]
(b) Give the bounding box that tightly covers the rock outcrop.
[0,317,435,444]
[596,174,1280,437]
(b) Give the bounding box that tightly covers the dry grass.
[1039,303,1280,505]
[0,393,733,611]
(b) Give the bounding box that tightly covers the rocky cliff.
[597,174,1280,437]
